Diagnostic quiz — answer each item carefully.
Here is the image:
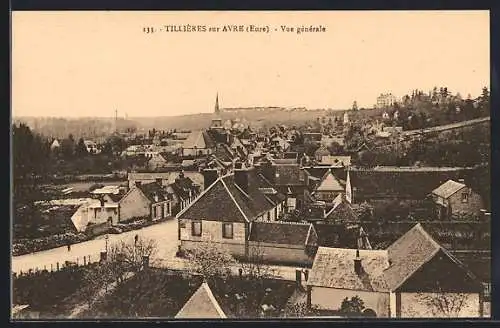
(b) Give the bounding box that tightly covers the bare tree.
[106,237,159,283]
[240,242,277,281]
[185,241,237,282]
[80,264,113,309]
[415,290,469,318]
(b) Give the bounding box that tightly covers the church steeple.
[214,93,220,114]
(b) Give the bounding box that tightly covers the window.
[222,223,233,239]
[192,221,202,237]
[267,212,271,221]
[484,283,491,299]
[462,192,469,203]
[152,206,157,218]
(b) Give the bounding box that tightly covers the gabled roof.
[183,130,216,149]
[170,176,198,200]
[431,180,466,199]
[382,223,475,291]
[324,194,358,222]
[222,172,279,219]
[248,222,318,247]
[308,247,389,292]
[177,179,248,223]
[137,182,169,203]
[175,282,227,319]
[177,169,285,223]
[316,170,344,192]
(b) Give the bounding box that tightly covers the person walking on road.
[67,243,71,252]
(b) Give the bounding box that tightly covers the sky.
[12,11,490,118]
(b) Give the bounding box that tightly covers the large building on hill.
[377,93,397,108]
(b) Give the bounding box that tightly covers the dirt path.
[68,271,136,318]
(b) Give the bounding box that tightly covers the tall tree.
[75,138,88,157]
[61,134,76,159]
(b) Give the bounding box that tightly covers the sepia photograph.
[11,10,491,320]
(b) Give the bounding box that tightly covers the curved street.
[12,219,299,281]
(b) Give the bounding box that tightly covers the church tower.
[214,93,220,114]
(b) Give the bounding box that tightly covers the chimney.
[234,167,250,194]
[203,168,219,190]
[354,249,362,275]
[458,178,465,184]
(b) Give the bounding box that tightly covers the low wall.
[179,240,246,259]
[248,242,314,267]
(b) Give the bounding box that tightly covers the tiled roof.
[175,282,227,319]
[222,172,277,219]
[304,167,330,180]
[274,164,304,186]
[170,176,198,200]
[349,167,464,200]
[106,193,124,203]
[215,143,236,163]
[177,169,285,223]
[248,221,318,246]
[137,182,169,203]
[324,194,358,222]
[314,224,370,249]
[383,223,443,291]
[183,130,216,149]
[431,180,466,199]
[308,247,389,292]
[177,179,248,223]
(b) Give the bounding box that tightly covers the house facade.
[311,169,345,203]
[431,180,484,219]
[306,224,484,318]
[177,167,289,261]
[118,181,172,222]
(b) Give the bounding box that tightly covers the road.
[12,219,300,281]
[403,116,490,137]
[12,219,180,274]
